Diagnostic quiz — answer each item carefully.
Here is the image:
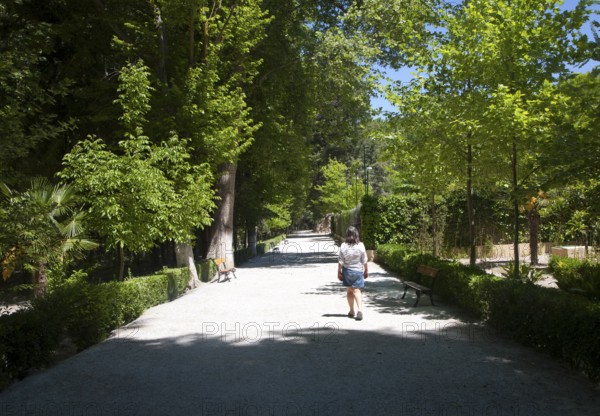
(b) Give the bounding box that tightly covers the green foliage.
[442,189,514,248]
[541,181,600,245]
[374,244,412,272]
[377,243,600,382]
[477,278,600,382]
[545,72,600,183]
[383,0,593,269]
[549,256,600,301]
[263,201,292,234]
[114,59,154,133]
[0,178,97,283]
[331,206,361,240]
[176,0,269,170]
[360,194,428,250]
[256,234,287,256]
[0,303,63,389]
[0,267,189,388]
[0,1,73,185]
[315,159,354,214]
[197,260,219,283]
[60,61,216,260]
[231,234,287,265]
[500,262,545,283]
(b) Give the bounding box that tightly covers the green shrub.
[234,247,254,264]
[257,234,286,256]
[376,244,411,272]
[549,256,600,300]
[0,267,189,389]
[475,278,600,381]
[377,243,600,382]
[361,194,428,249]
[0,305,63,388]
[197,260,218,282]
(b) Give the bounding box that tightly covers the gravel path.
[1,231,599,415]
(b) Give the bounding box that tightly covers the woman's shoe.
[347,311,355,318]
[355,311,363,321]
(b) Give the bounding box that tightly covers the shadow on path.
[1,324,599,416]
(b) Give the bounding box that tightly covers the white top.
[338,242,367,272]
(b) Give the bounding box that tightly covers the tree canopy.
[0,0,598,283]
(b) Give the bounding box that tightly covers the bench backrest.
[417,264,439,278]
[213,258,226,271]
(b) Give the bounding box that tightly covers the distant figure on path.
[337,226,368,320]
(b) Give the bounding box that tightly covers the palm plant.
[1,178,97,297]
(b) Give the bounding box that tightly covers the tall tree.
[463,0,589,273]
[60,61,215,282]
[315,159,354,214]
[386,0,590,272]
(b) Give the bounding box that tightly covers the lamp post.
[366,166,373,196]
[355,173,359,205]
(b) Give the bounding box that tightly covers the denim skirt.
[342,267,365,289]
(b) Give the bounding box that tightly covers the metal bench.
[212,258,237,283]
[401,264,439,307]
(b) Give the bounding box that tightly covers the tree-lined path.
[1,232,599,415]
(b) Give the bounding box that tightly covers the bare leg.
[353,288,363,313]
[346,288,355,314]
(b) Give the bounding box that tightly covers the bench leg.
[413,291,421,307]
[401,284,408,299]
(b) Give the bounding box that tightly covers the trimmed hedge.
[231,234,287,265]
[197,260,219,282]
[377,243,600,382]
[361,194,428,250]
[0,267,189,389]
[257,234,287,256]
[476,278,600,381]
[549,256,600,301]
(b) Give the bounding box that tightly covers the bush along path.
[1,232,599,416]
[376,243,600,383]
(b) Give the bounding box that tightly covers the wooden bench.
[401,265,439,307]
[212,258,237,283]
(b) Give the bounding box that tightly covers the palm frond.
[51,183,76,217]
[28,177,52,205]
[60,212,86,239]
[0,182,13,198]
[62,238,99,257]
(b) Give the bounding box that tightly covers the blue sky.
[370,0,600,113]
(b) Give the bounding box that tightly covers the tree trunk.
[431,192,438,257]
[119,243,126,280]
[512,141,520,278]
[466,144,476,267]
[176,242,200,290]
[188,6,196,66]
[151,1,169,91]
[247,226,258,258]
[207,163,237,269]
[585,230,589,256]
[528,202,540,266]
[33,263,48,298]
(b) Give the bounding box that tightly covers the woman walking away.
[337,226,368,321]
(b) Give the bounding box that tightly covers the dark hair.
[345,226,360,246]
